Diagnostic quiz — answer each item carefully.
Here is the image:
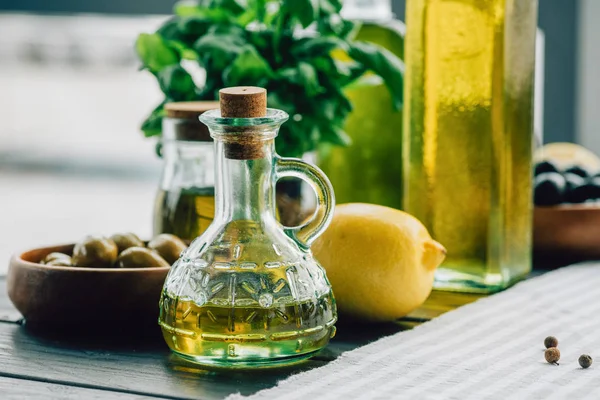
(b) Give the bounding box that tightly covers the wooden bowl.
[7,243,170,329]
[534,205,600,260]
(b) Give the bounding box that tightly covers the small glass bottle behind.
[153,102,219,242]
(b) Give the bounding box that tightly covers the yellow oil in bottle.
[158,220,337,367]
[153,187,215,241]
[403,0,537,292]
[159,295,335,365]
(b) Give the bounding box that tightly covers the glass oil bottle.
[153,102,218,241]
[403,0,538,293]
[158,87,337,367]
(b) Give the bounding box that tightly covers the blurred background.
[0,0,595,270]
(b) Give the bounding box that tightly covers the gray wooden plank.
[0,272,419,363]
[0,322,330,400]
[0,274,370,362]
[0,376,163,400]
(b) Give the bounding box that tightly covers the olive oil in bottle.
[403,0,538,293]
[153,102,218,242]
[154,187,215,242]
[158,218,337,366]
[160,287,335,362]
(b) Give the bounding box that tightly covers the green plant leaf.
[156,16,204,48]
[167,40,199,60]
[348,41,404,109]
[249,30,271,53]
[320,83,353,115]
[282,0,319,28]
[223,47,274,86]
[297,63,322,97]
[139,0,404,157]
[157,17,181,41]
[291,36,347,59]
[196,78,223,100]
[178,16,212,37]
[194,34,247,70]
[318,0,343,15]
[141,103,166,137]
[267,92,296,115]
[135,33,179,73]
[318,15,359,40]
[176,0,244,17]
[212,0,246,16]
[249,0,267,23]
[277,62,323,97]
[158,65,196,100]
[280,121,313,156]
[320,124,351,146]
[309,55,362,92]
[174,1,202,17]
[206,22,246,37]
[174,0,209,16]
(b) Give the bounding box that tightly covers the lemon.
[313,203,446,322]
[534,142,600,170]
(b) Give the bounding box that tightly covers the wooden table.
[0,270,535,399]
[0,274,488,399]
[0,277,421,399]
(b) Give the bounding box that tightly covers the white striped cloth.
[229,263,600,399]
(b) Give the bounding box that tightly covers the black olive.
[534,160,559,176]
[534,172,566,206]
[563,173,586,203]
[564,165,591,178]
[567,177,600,203]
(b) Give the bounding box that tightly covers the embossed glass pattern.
[158,108,337,367]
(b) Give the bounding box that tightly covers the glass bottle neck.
[213,139,276,223]
[160,140,214,191]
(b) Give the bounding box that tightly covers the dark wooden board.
[0,275,485,400]
[0,322,334,400]
[0,376,164,399]
[0,275,406,361]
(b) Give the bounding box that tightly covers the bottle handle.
[274,156,335,249]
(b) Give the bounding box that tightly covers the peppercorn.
[579,354,592,369]
[545,347,560,365]
[544,336,558,349]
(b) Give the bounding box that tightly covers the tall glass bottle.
[403,0,538,293]
[319,0,404,209]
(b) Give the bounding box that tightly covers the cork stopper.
[219,87,267,118]
[218,87,269,160]
[164,101,219,141]
[165,101,219,119]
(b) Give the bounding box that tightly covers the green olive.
[110,233,144,253]
[147,234,187,264]
[42,252,71,265]
[46,257,73,267]
[116,247,170,268]
[72,236,118,268]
